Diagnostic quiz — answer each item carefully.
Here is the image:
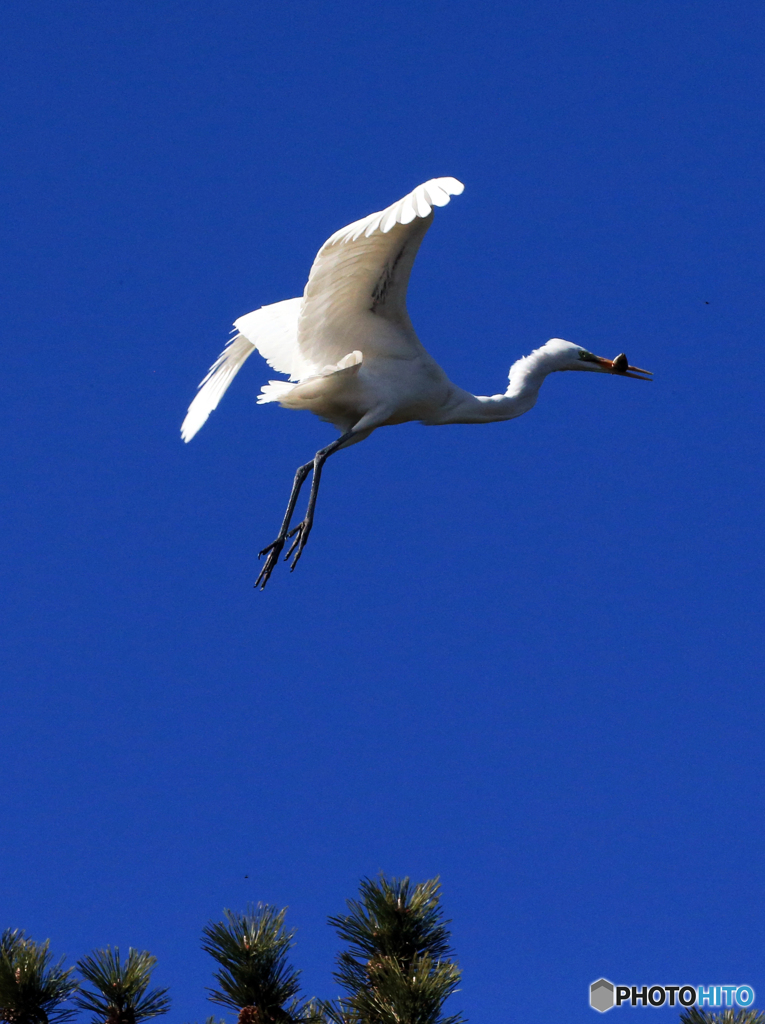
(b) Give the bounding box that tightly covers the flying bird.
[182,177,652,589]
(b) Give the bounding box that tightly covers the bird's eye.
[578,350,597,362]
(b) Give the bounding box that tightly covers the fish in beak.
[595,352,653,380]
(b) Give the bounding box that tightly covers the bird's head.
[545,338,652,379]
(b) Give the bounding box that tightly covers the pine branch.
[329,877,453,970]
[325,875,465,1024]
[0,934,24,962]
[680,1011,765,1024]
[75,948,170,1024]
[201,905,322,1024]
[0,932,78,1024]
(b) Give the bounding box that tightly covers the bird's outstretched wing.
[296,177,464,371]
[233,297,307,379]
[181,178,463,441]
[181,297,302,442]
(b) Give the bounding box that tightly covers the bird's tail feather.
[181,334,256,442]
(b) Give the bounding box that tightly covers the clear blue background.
[2,2,764,1021]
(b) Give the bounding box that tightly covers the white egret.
[182,177,652,589]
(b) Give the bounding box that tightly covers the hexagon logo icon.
[590,978,615,1012]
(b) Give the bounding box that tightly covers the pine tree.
[201,905,322,1024]
[0,930,78,1024]
[75,948,170,1024]
[324,875,464,1024]
[680,1011,765,1024]
[0,934,23,962]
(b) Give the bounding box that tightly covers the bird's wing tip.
[180,334,257,442]
[180,408,206,443]
[327,177,465,245]
[430,175,465,195]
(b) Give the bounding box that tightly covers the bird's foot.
[255,537,286,590]
[284,518,313,571]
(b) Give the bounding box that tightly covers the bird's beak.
[595,353,653,380]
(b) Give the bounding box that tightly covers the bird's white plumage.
[295,177,463,371]
[233,297,304,379]
[180,334,255,442]
[181,175,651,588]
[181,177,465,441]
[181,297,302,442]
[257,349,363,406]
[324,177,463,244]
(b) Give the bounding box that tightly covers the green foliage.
[680,1011,765,1024]
[325,875,464,1024]
[0,934,24,962]
[4,873,466,1024]
[75,948,170,1024]
[0,930,78,1024]
[201,905,320,1024]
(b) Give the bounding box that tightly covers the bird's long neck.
[435,344,558,425]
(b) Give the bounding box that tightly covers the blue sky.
[2,1,764,1021]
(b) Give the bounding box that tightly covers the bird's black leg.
[255,459,313,589]
[284,430,356,572]
[255,430,355,589]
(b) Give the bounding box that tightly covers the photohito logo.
[589,979,755,1012]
